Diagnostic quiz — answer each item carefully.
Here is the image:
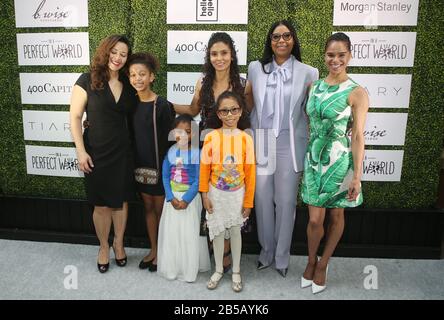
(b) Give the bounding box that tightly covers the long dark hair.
[206,91,250,130]
[199,32,244,128]
[90,34,131,90]
[259,20,302,74]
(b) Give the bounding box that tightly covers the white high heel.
[301,256,320,288]
[301,276,312,288]
[312,263,329,294]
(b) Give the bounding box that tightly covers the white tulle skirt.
[158,192,211,282]
[205,185,246,241]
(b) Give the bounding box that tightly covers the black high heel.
[139,257,154,270]
[257,261,269,270]
[148,262,157,272]
[97,262,109,273]
[112,246,127,267]
[276,268,288,278]
[97,247,110,273]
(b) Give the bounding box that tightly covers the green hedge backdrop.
[0,0,443,209]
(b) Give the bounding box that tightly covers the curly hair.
[260,20,302,74]
[206,91,251,130]
[127,52,160,74]
[199,32,245,128]
[90,35,131,91]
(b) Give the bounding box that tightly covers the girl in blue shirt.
[157,114,211,282]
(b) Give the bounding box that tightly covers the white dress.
[157,192,211,282]
[205,185,246,241]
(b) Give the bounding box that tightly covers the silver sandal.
[231,272,243,292]
[207,271,223,290]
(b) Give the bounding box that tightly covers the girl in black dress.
[128,53,175,271]
[70,35,137,273]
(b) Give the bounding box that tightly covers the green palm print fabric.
[301,78,363,208]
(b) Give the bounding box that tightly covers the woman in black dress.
[128,53,175,271]
[70,35,137,273]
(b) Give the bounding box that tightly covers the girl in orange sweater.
[199,91,256,292]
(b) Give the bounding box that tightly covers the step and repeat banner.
[15,0,419,184]
[14,0,89,177]
[333,0,418,182]
[166,0,249,123]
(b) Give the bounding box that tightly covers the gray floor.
[0,239,443,300]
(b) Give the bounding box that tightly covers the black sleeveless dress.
[131,96,175,195]
[75,73,137,208]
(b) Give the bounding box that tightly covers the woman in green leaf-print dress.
[302,76,362,208]
[300,33,369,294]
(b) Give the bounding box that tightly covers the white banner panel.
[353,112,408,146]
[333,0,419,26]
[17,32,90,66]
[22,110,85,142]
[167,71,247,105]
[167,72,201,105]
[362,150,404,181]
[340,32,416,67]
[167,0,248,24]
[14,0,88,28]
[349,74,412,108]
[25,145,83,177]
[167,31,247,65]
[20,73,81,105]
